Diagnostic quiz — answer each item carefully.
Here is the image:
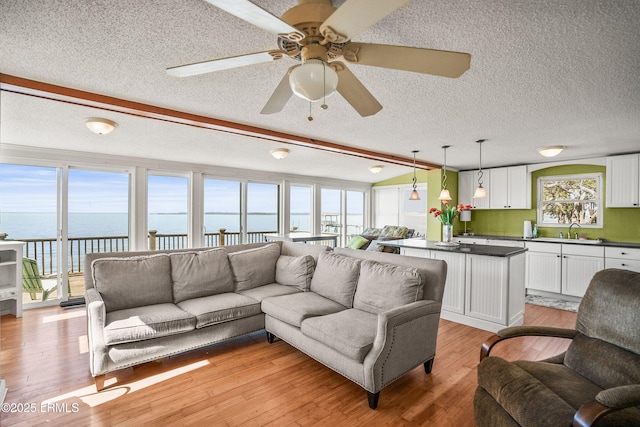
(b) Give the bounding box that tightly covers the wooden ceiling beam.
[0,73,438,170]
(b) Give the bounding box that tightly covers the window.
[290,185,312,233]
[148,174,189,249]
[246,182,279,243]
[537,173,602,227]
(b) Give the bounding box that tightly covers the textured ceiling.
[1,0,639,183]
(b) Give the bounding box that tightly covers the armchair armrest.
[480,325,578,361]
[573,385,640,427]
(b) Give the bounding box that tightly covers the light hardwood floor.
[0,304,577,426]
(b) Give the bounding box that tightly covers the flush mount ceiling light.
[85,117,117,135]
[409,150,421,200]
[473,139,487,198]
[368,165,384,174]
[438,145,452,201]
[537,145,566,157]
[289,59,338,103]
[270,148,290,159]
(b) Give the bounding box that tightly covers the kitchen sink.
[531,237,603,245]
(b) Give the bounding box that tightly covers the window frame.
[536,173,603,228]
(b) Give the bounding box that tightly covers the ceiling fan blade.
[320,0,409,43]
[342,43,471,78]
[203,0,304,41]
[261,67,295,114]
[333,62,382,117]
[167,51,284,77]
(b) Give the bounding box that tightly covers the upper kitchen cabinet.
[489,165,531,209]
[606,154,639,207]
[458,170,490,209]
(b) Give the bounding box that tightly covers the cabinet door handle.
[622,263,627,266]
[621,252,627,255]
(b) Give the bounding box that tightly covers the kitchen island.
[379,239,527,333]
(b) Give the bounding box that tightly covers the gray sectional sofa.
[84,241,447,408]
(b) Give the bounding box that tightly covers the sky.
[0,164,349,214]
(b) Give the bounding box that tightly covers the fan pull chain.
[321,62,328,110]
[308,101,313,121]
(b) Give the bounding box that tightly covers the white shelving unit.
[0,240,24,405]
[0,241,24,318]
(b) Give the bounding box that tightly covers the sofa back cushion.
[91,254,173,312]
[276,255,315,291]
[228,243,281,291]
[310,252,361,307]
[353,260,423,314]
[170,248,234,303]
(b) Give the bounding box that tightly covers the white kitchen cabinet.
[458,170,490,209]
[525,242,562,293]
[489,165,531,209]
[606,154,639,207]
[464,254,525,328]
[562,245,605,297]
[431,251,465,314]
[526,242,604,298]
[604,247,640,273]
[0,241,24,318]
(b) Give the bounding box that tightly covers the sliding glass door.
[0,164,61,306]
[148,174,188,250]
[203,178,241,246]
[67,168,129,299]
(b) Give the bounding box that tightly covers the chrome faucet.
[569,222,581,239]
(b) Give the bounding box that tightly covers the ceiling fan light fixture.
[85,117,117,135]
[270,148,290,159]
[289,59,338,102]
[537,146,566,157]
[368,165,384,174]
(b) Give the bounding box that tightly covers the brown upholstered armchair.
[474,268,640,427]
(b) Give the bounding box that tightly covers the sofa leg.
[367,391,380,409]
[95,375,106,391]
[266,332,275,344]
[424,358,434,374]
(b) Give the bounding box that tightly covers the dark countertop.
[456,234,640,249]
[378,238,527,257]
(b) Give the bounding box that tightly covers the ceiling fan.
[166,0,471,117]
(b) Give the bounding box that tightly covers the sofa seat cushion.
[310,252,361,307]
[177,293,262,329]
[228,243,281,291]
[353,260,423,314]
[92,254,173,312]
[169,248,234,303]
[301,309,377,362]
[262,292,346,328]
[104,303,196,345]
[239,283,300,301]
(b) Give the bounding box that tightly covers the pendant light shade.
[474,139,487,199]
[289,59,338,102]
[438,146,452,201]
[409,150,420,200]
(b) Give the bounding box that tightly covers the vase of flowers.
[429,203,472,244]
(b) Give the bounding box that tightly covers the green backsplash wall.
[469,164,640,243]
[374,164,639,243]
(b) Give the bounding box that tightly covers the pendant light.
[438,146,452,201]
[473,139,487,198]
[409,150,420,200]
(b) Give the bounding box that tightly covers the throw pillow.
[92,253,173,312]
[228,243,281,291]
[345,235,369,249]
[353,260,423,314]
[310,252,361,307]
[169,248,234,303]
[275,255,315,291]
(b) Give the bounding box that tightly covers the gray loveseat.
[84,241,447,408]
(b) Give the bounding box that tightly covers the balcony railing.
[21,229,276,276]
